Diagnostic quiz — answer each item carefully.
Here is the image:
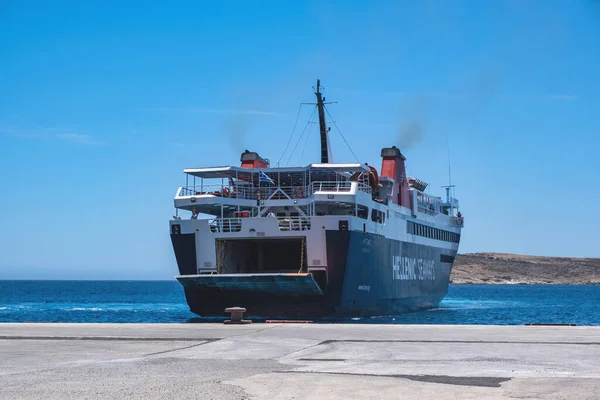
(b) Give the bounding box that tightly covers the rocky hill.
[451,253,600,284]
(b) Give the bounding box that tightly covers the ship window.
[357,205,369,220]
[406,222,461,243]
[371,209,385,224]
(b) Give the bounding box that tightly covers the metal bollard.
[224,307,252,324]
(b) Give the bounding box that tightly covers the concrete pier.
[1,323,599,399]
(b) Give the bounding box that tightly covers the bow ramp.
[176,273,324,296]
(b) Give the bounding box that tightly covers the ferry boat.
[170,80,464,317]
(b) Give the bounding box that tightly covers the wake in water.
[437,298,524,311]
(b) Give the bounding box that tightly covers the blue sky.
[1,0,599,279]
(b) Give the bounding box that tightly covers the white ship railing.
[179,185,310,200]
[207,217,311,233]
[357,182,372,193]
[261,186,309,200]
[310,181,372,194]
[179,181,371,200]
[418,204,440,216]
[178,185,255,199]
[208,218,243,233]
[416,191,443,216]
[276,217,311,231]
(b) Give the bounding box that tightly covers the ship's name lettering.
[392,256,436,280]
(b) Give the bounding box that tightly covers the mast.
[315,79,332,163]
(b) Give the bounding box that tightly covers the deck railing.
[208,218,243,233]
[416,191,442,216]
[207,217,311,233]
[417,204,440,216]
[179,185,310,200]
[179,185,255,199]
[276,217,311,231]
[179,180,371,200]
[310,181,371,194]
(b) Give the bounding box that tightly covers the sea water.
[0,281,598,325]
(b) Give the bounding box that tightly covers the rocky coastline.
[451,252,600,284]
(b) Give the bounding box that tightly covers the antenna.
[447,140,453,191]
[441,140,456,214]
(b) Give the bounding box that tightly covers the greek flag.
[258,171,274,185]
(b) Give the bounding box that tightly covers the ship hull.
[173,230,457,318]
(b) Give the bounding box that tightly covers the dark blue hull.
[172,230,457,318]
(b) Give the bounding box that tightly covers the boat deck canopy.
[183,163,370,179]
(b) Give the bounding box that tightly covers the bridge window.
[357,205,369,219]
[371,209,385,224]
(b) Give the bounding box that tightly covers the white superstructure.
[170,156,462,276]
